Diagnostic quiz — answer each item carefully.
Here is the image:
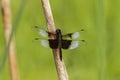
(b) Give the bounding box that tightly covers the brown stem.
[41,0,69,80]
[1,0,20,80]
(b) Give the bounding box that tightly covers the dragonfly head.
[56,29,61,35]
[56,29,61,32]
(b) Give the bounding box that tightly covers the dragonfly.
[34,26,85,60]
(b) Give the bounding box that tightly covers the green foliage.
[0,0,120,80]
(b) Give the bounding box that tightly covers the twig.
[41,0,69,80]
[1,0,20,80]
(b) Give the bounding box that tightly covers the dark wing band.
[62,40,85,49]
[62,29,84,40]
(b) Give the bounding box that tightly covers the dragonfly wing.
[62,40,85,49]
[41,40,49,48]
[41,39,58,49]
[39,29,48,38]
[62,29,84,39]
[34,26,48,38]
[71,32,80,39]
[62,40,72,49]
[49,39,58,49]
[68,40,79,49]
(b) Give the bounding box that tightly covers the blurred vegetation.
[0,0,120,80]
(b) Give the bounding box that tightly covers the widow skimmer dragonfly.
[34,26,85,60]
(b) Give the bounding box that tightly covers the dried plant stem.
[1,0,20,80]
[41,0,69,80]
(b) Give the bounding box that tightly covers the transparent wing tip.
[68,41,79,49]
[72,32,80,39]
[41,40,49,48]
[39,29,48,38]
[68,40,86,49]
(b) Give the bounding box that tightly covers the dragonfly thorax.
[56,29,62,41]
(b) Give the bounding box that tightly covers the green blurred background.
[0,0,120,80]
